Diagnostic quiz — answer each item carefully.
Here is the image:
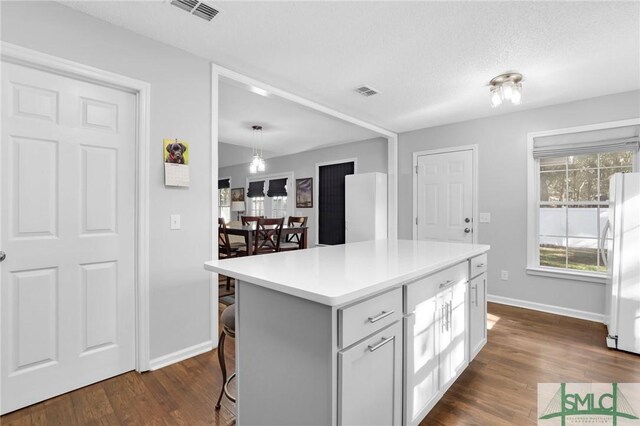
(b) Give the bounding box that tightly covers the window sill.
[526,267,606,284]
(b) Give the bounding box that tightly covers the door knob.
[464,228,471,234]
[0,251,5,262]
[465,218,471,223]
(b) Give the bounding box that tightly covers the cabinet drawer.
[405,262,468,313]
[339,288,402,349]
[470,254,487,278]
[338,321,403,426]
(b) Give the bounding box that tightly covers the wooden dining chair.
[279,216,308,251]
[241,215,264,226]
[254,217,284,254]
[218,218,245,289]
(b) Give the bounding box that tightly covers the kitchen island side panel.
[236,281,335,426]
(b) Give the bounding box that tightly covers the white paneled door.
[1,61,136,414]
[416,150,473,242]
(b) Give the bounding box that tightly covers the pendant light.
[249,125,266,174]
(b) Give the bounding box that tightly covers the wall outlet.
[170,214,181,230]
[500,270,509,281]
[479,212,491,223]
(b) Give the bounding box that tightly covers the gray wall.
[399,90,640,316]
[2,2,213,360]
[220,137,388,247]
[219,141,278,168]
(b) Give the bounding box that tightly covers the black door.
[318,162,355,245]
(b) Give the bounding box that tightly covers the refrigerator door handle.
[600,220,610,268]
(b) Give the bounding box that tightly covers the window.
[250,197,265,216]
[271,196,287,218]
[219,187,231,222]
[218,178,231,223]
[528,120,639,280]
[538,151,633,272]
[247,174,293,218]
[267,177,288,218]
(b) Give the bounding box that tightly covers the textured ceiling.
[62,1,640,133]
[219,79,379,155]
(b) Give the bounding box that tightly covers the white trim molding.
[210,67,220,346]
[314,158,359,246]
[149,341,214,371]
[488,294,604,323]
[412,144,479,243]
[526,267,606,284]
[1,41,152,371]
[526,118,640,283]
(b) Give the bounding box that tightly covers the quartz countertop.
[204,239,489,306]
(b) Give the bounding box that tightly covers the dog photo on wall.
[163,138,190,187]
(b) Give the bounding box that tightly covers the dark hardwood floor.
[2,302,638,425]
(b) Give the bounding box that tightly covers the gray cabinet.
[439,280,468,390]
[403,302,439,426]
[404,262,469,426]
[468,253,488,361]
[339,321,402,426]
[469,272,487,359]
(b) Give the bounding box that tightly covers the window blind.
[218,178,230,189]
[267,178,288,197]
[532,124,640,158]
[247,180,265,198]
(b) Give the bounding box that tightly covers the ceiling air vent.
[171,0,220,21]
[355,85,379,97]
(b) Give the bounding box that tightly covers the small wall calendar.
[163,138,190,187]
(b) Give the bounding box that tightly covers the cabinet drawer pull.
[368,336,395,352]
[476,263,486,268]
[368,310,394,323]
[439,280,454,289]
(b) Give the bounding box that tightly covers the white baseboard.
[487,294,604,323]
[149,340,214,371]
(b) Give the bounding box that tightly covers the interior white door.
[1,61,137,414]
[416,150,473,242]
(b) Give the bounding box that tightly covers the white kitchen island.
[204,239,490,426]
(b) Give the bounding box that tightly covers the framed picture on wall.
[231,187,245,202]
[296,178,313,208]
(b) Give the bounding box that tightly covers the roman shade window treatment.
[267,178,288,197]
[247,180,265,198]
[532,124,640,158]
[218,178,230,189]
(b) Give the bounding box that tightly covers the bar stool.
[215,304,236,409]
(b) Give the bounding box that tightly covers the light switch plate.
[170,214,181,230]
[479,212,491,223]
[500,270,509,280]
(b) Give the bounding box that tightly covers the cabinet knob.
[464,228,471,234]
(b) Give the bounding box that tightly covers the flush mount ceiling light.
[489,72,523,107]
[249,125,265,174]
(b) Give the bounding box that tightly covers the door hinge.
[415,165,419,174]
[415,217,418,225]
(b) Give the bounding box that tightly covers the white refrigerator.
[345,173,387,243]
[603,172,640,353]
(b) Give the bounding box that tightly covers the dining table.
[225,223,308,255]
